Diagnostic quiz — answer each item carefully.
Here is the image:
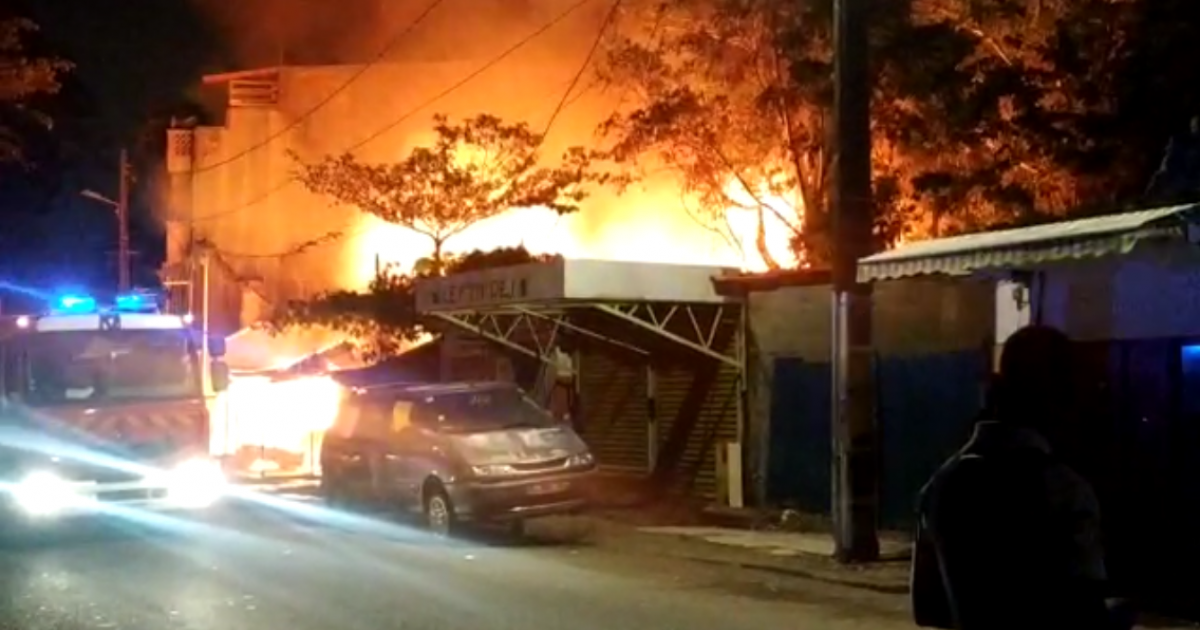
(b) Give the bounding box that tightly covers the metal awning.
[413,258,744,370]
[857,204,1200,283]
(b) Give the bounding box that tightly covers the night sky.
[0,0,554,306]
[23,0,217,140]
[0,0,219,305]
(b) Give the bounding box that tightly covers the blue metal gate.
[766,358,831,513]
[766,351,985,526]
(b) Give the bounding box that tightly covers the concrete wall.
[744,277,994,506]
[1041,248,1200,342]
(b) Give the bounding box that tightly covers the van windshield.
[415,388,555,431]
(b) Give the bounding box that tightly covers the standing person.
[911,325,1130,630]
[549,344,577,426]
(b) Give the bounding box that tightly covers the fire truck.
[0,291,229,523]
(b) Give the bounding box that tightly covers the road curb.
[586,516,911,595]
[680,555,910,595]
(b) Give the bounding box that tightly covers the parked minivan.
[319,381,596,536]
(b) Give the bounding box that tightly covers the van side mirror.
[210,361,230,392]
[207,336,226,358]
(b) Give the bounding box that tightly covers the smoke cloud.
[193,0,574,69]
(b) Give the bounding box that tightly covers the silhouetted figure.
[911,325,1130,630]
[1146,116,1200,202]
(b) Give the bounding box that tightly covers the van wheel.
[423,487,456,537]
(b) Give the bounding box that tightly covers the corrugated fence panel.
[765,357,831,511]
[577,351,649,473]
[877,350,984,527]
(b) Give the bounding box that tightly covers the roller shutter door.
[576,351,649,473]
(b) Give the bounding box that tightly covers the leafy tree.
[0,18,71,164]
[596,0,1102,267]
[886,0,1123,231]
[598,0,818,268]
[1061,0,1200,205]
[294,113,609,273]
[270,246,553,361]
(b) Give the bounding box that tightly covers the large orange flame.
[348,173,804,285]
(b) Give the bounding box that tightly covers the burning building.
[159,3,802,492]
[162,63,782,330]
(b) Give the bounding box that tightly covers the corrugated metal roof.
[857,204,1200,283]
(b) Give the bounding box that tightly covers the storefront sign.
[435,276,528,307]
[415,261,563,313]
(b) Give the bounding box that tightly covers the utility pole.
[117,148,131,291]
[830,0,880,563]
[80,148,134,292]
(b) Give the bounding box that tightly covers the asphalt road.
[0,494,914,630]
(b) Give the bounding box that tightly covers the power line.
[188,0,601,225]
[190,0,449,175]
[343,0,600,154]
[535,0,621,245]
[540,0,621,139]
[193,71,603,226]
[214,224,373,259]
[191,180,293,223]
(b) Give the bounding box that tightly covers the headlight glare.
[12,470,78,515]
[167,458,225,508]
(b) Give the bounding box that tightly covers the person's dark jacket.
[911,421,1113,630]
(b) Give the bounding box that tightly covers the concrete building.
[712,270,992,524]
[158,53,795,489]
[159,56,741,344]
[857,203,1200,605]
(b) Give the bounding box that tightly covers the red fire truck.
[0,291,229,523]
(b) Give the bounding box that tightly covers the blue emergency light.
[48,291,161,315]
[52,294,97,314]
[114,292,158,313]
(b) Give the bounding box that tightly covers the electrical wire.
[190,179,293,223]
[193,68,605,226]
[189,0,449,175]
[534,0,621,244]
[189,0,600,226]
[539,0,621,139]
[213,224,374,259]
[341,0,600,155]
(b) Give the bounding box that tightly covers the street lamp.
[80,189,117,209]
[80,184,130,291]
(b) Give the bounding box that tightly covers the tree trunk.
[755,205,782,270]
[432,238,445,275]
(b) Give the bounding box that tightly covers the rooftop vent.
[229,78,279,108]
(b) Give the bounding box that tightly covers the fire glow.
[350,174,804,287]
[210,375,343,475]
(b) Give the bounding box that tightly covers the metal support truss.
[512,308,648,358]
[592,303,742,370]
[429,309,647,365]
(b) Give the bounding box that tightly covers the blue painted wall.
[766,351,985,526]
[766,358,831,515]
[877,351,985,526]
